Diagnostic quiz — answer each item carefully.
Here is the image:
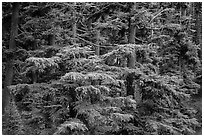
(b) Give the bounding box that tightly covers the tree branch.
[150,8,173,23]
[76,35,113,48]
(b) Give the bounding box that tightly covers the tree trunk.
[186,3,194,34]
[128,23,136,44]
[127,3,136,68]
[180,6,186,17]
[126,73,135,97]
[194,2,202,59]
[195,2,202,45]
[3,2,20,115]
[178,4,187,72]
[8,3,19,50]
[95,18,100,56]
[32,71,38,84]
[128,3,137,44]
[127,51,136,68]
[48,34,55,46]
[72,3,77,45]
[87,19,92,31]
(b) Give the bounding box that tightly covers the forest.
[2,2,202,135]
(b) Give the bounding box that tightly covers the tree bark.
[127,3,137,69]
[128,3,137,44]
[178,3,187,72]
[72,3,77,45]
[195,2,202,45]
[8,3,19,50]
[48,34,55,46]
[194,2,202,59]
[3,2,20,115]
[95,18,100,56]
[126,3,137,97]
[87,19,92,31]
[127,51,136,68]
[128,23,136,44]
[180,3,186,17]
[126,73,135,97]
[32,71,38,84]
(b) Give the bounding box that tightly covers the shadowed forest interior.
[2,2,202,135]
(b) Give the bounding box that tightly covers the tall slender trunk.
[126,72,135,97]
[3,2,20,114]
[186,3,194,34]
[128,2,138,44]
[87,19,92,31]
[8,3,19,51]
[195,2,202,45]
[72,3,77,45]
[126,3,137,97]
[32,71,38,84]
[181,7,186,17]
[178,4,187,72]
[95,18,100,56]
[127,51,136,69]
[180,3,186,25]
[48,34,55,46]
[127,3,137,68]
[128,23,136,44]
[194,2,202,59]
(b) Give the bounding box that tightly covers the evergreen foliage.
[2,2,202,135]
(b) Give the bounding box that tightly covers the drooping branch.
[87,3,125,25]
[76,35,99,47]
[76,35,113,48]
[149,8,173,23]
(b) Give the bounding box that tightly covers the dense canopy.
[2,2,202,135]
